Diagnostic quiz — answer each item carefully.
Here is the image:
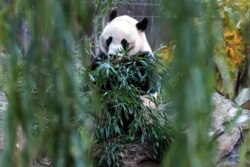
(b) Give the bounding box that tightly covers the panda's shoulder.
[135,51,154,59]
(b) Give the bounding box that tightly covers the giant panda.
[91,10,158,133]
[100,10,152,57]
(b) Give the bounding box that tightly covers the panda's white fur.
[99,13,152,57]
[95,10,157,109]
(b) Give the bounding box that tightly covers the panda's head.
[100,10,152,57]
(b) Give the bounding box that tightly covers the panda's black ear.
[136,18,148,31]
[109,10,117,22]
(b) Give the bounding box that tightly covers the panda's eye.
[121,39,129,50]
[106,37,112,47]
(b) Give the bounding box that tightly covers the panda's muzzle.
[108,52,123,61]
[108,53,116,57]
[108,45,124,58]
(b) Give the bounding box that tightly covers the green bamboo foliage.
[0,1,91,167]
[239,131,250,166]
[161,0,217,166]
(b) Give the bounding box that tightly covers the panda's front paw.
[141,94,157,109]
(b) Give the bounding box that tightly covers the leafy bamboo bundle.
[88,51,174,163]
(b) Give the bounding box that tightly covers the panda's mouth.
[109,52,124,64]
[108,47,135,64]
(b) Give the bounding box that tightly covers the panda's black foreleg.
[90,51,108,70]
[119,111,134,133]
[105,103,134,134]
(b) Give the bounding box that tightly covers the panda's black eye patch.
[106,37,112,47]
[121,39,129,49]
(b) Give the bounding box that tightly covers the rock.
[0,92,8,113]
[0,91,52,167]
[212,92,250,166]
[236,88,250,110]
[32,155,52,167]
[212,92,250,134]
[0,91,7,149]
[93,138,160,167]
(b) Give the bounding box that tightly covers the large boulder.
[212,92,250,167]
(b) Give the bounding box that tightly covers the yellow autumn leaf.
[215,27,246,98]
[223,28,245,72]
[157,43,176,65]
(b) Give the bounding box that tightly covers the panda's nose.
[108,53,115,57]
[108,50,116,57]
